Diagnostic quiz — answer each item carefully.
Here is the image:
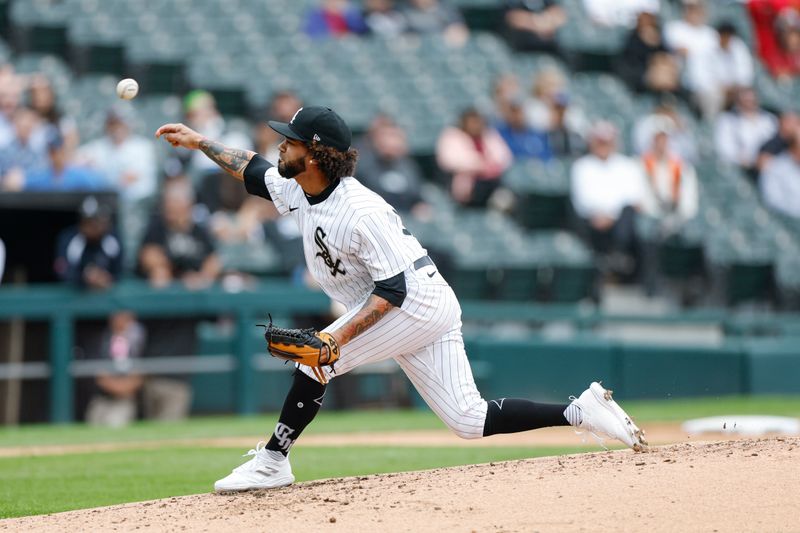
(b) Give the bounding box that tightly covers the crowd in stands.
[0,0,797,287]
[1,0,800,421]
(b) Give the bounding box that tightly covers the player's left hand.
[155,123,203,150]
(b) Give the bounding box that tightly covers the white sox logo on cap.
[290,107,303,124]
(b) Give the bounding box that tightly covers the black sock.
[266,370,326,455]
[483,398,570,437]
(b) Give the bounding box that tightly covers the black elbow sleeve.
[372,272,407,308]
[243,155,274,200]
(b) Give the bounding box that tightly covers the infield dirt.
[3,437,798,532]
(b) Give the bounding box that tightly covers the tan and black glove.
[262,320,340,384]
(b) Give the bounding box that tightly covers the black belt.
[413,256,434,270]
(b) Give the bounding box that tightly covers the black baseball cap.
[268,106,351,152]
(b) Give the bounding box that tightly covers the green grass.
[0,445,592,519]
[0,411,445,448]
[1,396,798,448]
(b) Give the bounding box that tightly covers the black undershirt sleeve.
[243,155,274,200]
[372,271,407,308]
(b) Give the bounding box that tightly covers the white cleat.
[214,441,295,492]
[570,382,649,452]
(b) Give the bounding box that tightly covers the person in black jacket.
[54,196,122,290]
[617,10,681,96]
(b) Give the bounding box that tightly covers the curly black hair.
[309,142,358,182]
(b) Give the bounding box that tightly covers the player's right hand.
[155,123,203,150]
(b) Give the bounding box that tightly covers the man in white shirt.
[582,0,659,28]
[664,0,719,116]
[760,134,800,220]
[692,22,755,118]
[714,88,777,178]
[571,121,646,276]
[78,106,158,204]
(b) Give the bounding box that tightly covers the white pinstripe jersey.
[261,167,427,310]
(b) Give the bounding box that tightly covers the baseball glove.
[262,319,340,384]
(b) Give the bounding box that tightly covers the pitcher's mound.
[6,438,799,532]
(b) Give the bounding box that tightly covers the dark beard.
[278,155,305,178]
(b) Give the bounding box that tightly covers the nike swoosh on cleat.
[427,271,437,278]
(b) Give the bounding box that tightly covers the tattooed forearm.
[198,139,255,180]
[330,295,394,346]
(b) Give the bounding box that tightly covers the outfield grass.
[1,396,798,449]
[1,395,798,519]
[0,445,593,519]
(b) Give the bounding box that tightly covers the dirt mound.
[4,438,798,532]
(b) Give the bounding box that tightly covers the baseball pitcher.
[155,106,647,492]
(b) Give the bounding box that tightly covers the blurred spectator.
[77,106,157,204]
[199,169,274,244]
[26,74,79,154]
[571,121,645,277]
[138,179,208,419]
[363,0,407,37]
[524,67,587,136]
[183,90,252,177]
[758,108,799,170]
[138,176,221,289]
[664,0,719,115]
[714,88,777,177]
[0,106,48,191]
[54,196,122,290]
[685,22,755,118]
[24,129,108,191]
[748,2,800,81]
[760,134,800,219]
[85,309,191,425]
[304,0,368,38]
[633,96,697,163]
[639,118,699,229]
[492,73,522,122]
[401,0,469,47]
[548,93,586,157]
[0,238,5,283]
[582,0,659,28]
[254,91,303,165]
[503,0,566,54]
[494,96,553,161]
[84,311,146,428]
[617,11,681,96]
[0,65,23,149]
[436,108,513,207]
[355,115,431,215]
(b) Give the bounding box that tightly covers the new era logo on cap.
[269,106,351,152]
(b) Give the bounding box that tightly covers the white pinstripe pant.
[298,265,488,439]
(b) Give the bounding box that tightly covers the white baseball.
[116,78,139,100]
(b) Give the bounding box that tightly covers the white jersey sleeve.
[353,209,418,282]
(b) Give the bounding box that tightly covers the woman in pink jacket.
[436,108,513,207]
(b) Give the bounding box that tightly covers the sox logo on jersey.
[314,227,346,276]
